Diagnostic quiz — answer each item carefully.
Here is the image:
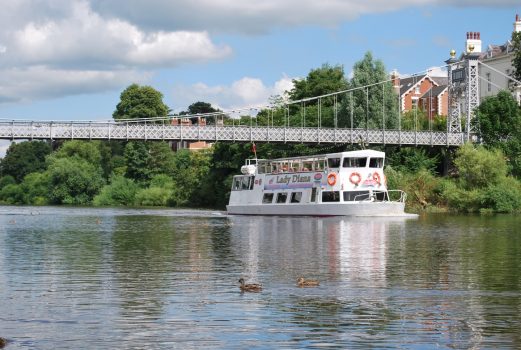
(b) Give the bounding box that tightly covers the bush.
[134,187,171,207]
[454,144,508,189]
[0,175,16,190]
[93,175,139,206]
[0,183,24,204]
[481,177,521,213]
[445,188,482,213]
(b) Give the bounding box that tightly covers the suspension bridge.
[0,51,518,147]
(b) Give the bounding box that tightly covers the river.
[1,206,520,349]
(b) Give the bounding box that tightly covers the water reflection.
[1,208,521,349]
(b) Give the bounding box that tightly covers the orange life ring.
[373,172,381,185]
[327,173,337,186]
[349,172,361,185]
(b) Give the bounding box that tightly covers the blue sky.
[0,1,520,122]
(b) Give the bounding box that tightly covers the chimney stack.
[465,31,482,54]
[515,14,521,33]
[390,70,400,95]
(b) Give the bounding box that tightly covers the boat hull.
[227,201,409,217]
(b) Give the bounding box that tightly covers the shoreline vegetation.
[2,49,521,214]
[1,140,521,214]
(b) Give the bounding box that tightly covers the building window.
[486,72,491,92]
[412,98,418,110]
[415,85,421,94]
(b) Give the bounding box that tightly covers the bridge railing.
[0,119,465,146]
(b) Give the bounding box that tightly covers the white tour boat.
[227,149,412,216]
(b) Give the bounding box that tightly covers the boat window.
[327,158,341,169]
[302,161,313,171]
[232,178,242,191]
[241,176,252,190]
[343,190,370,201]
[317,159,325,171]
[276,192,288,203]
[322,191,340,202]
[343,157,367,168]
[373,190,387,201]
[290,192,302,203]
[369,157,384,168]
[262,193,274,204]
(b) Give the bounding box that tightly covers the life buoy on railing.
[373,172,381,185]
[327,173,337,186]
[349,172,361,185]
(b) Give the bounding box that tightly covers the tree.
[454,143,508,190]
[289,63,348,101]
[475,90,521,146]
[47,157,105,205]
[512,30,521,82]
[342,51,399,129]
[113,84,169,120]
[0,141,52,182]
[124,141,151,183]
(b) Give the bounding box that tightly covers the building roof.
[420,85,447,98]
[481,40,515,60]
[399,74,427,95]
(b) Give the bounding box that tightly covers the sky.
[0,0,520,124]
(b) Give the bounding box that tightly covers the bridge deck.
[0,120,464,146]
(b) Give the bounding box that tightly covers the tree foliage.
[113,84,169,120]
[47,157,105,205]
[0,141,51,182]
[289,63,348,101]
[512,30,521,82]
[454,143,508,190]
[475,90,521,146]
[342,51,399,129]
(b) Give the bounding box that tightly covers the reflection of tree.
[111,215,178,319]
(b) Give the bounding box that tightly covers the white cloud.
[0,66,149,103]
[0,0,232,104]
[5,1,231,69]
[172,75,295,112]
[90,0,519,34]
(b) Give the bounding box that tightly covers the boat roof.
[261,149,385,162]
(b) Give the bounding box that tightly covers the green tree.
[170,149,211,206]
[0,141,52,182]
[20,172,51,205]
[289,63,348,101]
[47,157,105,205]
[454,143,508,190]
[93,175,139,206]
[147,142,175,178]
[52,140,102,165]
[475,91,521,146]
[512,30,521,82]
[343,51,399,129]
[124,141,151,183]
[113,84,169,120]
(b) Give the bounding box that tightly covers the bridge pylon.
[445,48,481,142]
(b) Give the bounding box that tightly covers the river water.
[0,206,520,349]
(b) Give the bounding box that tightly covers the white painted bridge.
[0,119,465,146]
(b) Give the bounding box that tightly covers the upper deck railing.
[0,119,465,146]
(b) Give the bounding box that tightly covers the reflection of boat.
[227,150,415,217]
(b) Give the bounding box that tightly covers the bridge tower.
[445,32,481,141]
